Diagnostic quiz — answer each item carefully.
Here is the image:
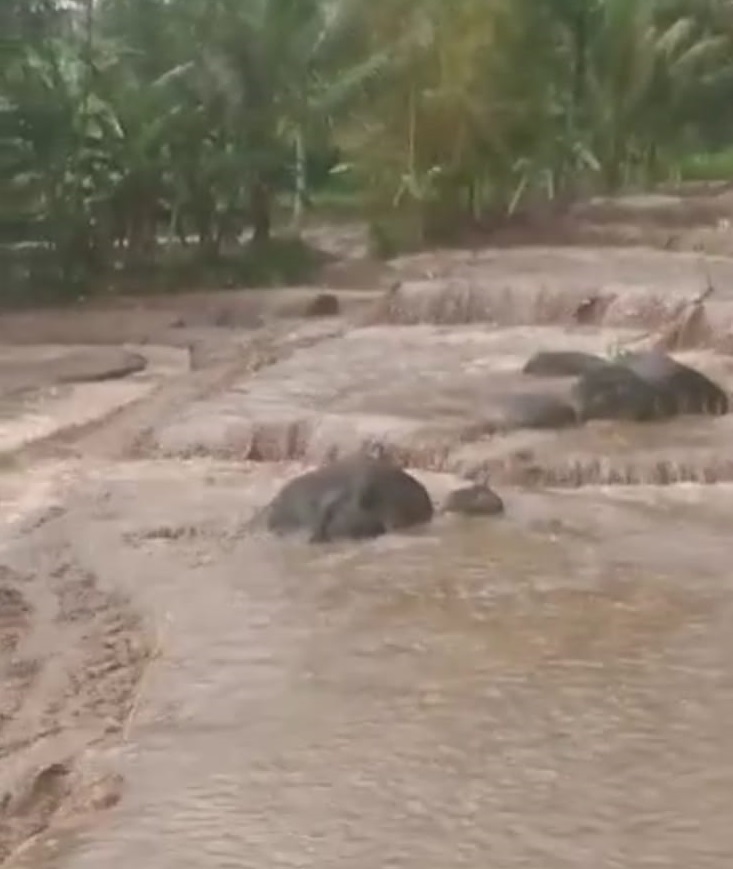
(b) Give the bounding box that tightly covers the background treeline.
[4,0,733,298]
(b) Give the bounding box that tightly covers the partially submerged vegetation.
[4,0,733,300]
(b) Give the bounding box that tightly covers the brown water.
[149,325,733,490]
[16,466,733,869]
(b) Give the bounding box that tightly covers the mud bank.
[0,463,152,865]
[0,346,187,457]
[0,318,349,465]
[0,287,372,348]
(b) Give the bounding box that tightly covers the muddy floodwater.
[5,464,732,869]
[2,242,733,868]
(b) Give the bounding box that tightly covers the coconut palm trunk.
[250,177,272,244]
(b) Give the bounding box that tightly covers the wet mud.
[0,509,150,864]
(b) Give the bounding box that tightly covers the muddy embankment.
[3,234,733,865]
[0,498,152,865]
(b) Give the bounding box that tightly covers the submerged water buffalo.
[571,362,669,422]
[265,454,434,543]
[523,348,729,424]
[572,350,729,422]
[621,350,729,416]
[265,454,506,543]
[522,350,609,378]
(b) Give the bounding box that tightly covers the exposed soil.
[2,191,733,866]
[0,469,151,864]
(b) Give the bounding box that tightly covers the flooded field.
[1,240,733,868]
[3,464,732,869]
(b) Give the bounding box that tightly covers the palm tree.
[179,0,387,243]
[579,0,730,188]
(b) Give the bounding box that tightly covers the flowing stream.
[18,470,733,869]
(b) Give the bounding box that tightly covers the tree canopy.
[3,0,733,295]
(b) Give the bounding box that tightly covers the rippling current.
[22,473,733,869]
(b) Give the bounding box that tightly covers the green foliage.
[677,148,733,181]
[3,0,733,298]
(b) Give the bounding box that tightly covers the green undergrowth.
[0,236,331,307]
[677,149,733,183]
